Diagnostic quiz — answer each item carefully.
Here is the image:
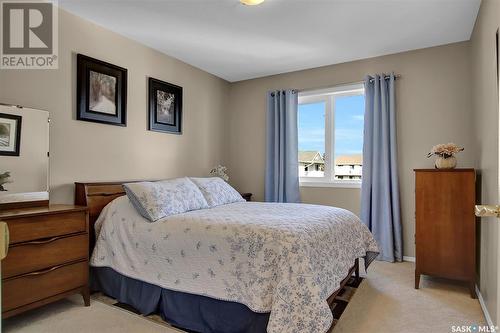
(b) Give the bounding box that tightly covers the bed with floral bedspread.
[91,196,378,333]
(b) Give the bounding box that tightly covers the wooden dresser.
[414,169,476,298]
[0,205,90,318]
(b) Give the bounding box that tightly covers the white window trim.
[299,180,362,189]
[298,83,364,189]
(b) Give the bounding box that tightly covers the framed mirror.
[0,104,49,207]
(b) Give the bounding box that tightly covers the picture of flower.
[156,90,175,125]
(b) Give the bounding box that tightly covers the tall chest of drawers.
[414,169,476,298]
[0,205,90,318]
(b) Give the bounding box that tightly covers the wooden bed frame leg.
[327,258,362,306]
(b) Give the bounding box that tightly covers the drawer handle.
[19,264,66,277]
[23,236,64,245]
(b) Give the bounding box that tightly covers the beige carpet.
[2,295,180,333]
[334,261,486,333]
[3,261,486,333]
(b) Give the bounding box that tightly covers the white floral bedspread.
[91,196,379,333]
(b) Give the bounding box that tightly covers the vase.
[435,156,457,169]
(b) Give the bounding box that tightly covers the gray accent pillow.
[190,177,245,208]
[124,177,209,222]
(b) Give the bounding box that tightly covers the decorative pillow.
[124,177,208,222]
[190,177,245,208]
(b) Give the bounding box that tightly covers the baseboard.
[403,256,415,262]
[476,285,495,327]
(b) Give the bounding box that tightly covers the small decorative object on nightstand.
[426,143,464,170]
[210,165,229,182]
[0,204,90,318]
[240,193,252,202]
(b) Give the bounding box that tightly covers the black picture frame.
[0,113,22,156]
[148,77,182,134]
[77,54,127,126]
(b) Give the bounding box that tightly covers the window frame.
[298,83,364,188]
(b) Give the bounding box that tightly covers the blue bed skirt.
[90,267,270,333]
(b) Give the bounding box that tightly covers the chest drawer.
[6,211,87,244]
[2,260,88,312]
[2,233,88,279]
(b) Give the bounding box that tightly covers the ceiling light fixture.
[240,0,265,5]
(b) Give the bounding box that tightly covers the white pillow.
[190,177,245,208]
[124,177,208,222]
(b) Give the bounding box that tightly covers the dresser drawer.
[6,211,87,244]
[2,260,88,312]
[2,233,88,279]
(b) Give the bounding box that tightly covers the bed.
[75,181,378,333]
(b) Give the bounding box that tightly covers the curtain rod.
[296,73,401,93]
[369,74,401,82]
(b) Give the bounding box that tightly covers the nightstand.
[240,193,252,202]
[0,205,90,318]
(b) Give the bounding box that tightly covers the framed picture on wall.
[77,54,127,126]
[148,77,182,134]
[0,113,22,156]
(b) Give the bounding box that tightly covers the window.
[298,83,364,187]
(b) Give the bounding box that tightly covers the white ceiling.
[59,0,481,82]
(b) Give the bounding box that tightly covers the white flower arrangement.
[210,165,229,182]
[427,143,464,159]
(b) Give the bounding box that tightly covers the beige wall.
[226,42,474,258]
[0,8,230,204]
[300,187,361,216]
[471,0,500,325]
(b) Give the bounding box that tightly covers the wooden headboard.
[75,181,129,250]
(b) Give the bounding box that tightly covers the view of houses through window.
[298,84,364,183]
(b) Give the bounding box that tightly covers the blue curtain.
[265,90,301,203]
[360,74,402,262]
